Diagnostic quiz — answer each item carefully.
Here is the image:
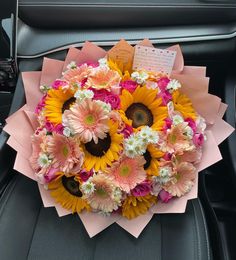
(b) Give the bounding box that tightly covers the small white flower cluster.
[167,79,181,92]
[66,61,77,70]
[124,126,159,158]
[63,127,73,137]
[81,180,96,195]
[98,58,108,68]
[37,153,52,168]
[62,115,75,137]
[196,116,207,134]
[39,85,51,93]
[153,166,173,184]
[74,89,94,102]
[131,71,149,84]
[172,114,184,125]
[95,100,111,113]
[112,188,123,203]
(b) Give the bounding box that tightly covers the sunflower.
[172,90,196,119]
[143,145,164,176]
[120,86,168,131]
[108,59,132,79]
[44,87,76,125]
[122,194,157,219]
[82,121,123,171]
[48,172,90,213]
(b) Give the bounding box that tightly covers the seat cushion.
[0,175,211,260]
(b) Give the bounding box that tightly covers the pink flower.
[120,124,133,138]
[108,155,147,193]
[163,118,172,132]
[159,189,173,203]
[92,88,120,109]
[47,133,84,174]
[35,95,46,114]
[45,121,54,132]
[86,67,121,90]
[54,124,64,135]
[120,80,138,93]
[44,167,58,183]
[157,77,170,91]
[111,85,121,95]
[63,99,109,143]
[80,78,88,87]
[45,122,64,134]
[180,149,202,164]
[52,80,67,90]
[63,64,92,88]
[163,152,172,161]
[79,169,94,182]
[164,123,193,154]
[193,133,204,147]
[104,94,120,109]
[84,173,122,213]
[131,180,151,197]
[80,61,99,68]
[145,81,158,90]
[92,88,110,102]
[185,118,197,133]
[158,90,172,105]
[164,162,196,197]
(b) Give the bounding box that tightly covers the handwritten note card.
[132,45,177,75]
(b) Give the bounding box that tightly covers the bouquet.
[4,39,234,237]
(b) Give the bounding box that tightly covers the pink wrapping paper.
[4,40,234,238]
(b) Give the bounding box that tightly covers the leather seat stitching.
[192,201,201,260]
[195,200,211,260]
[0,176,19,220]
[26,204,42,259]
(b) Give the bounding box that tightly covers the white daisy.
[81,181,96,195]
[167,79,181,91]
[37,153,51,168]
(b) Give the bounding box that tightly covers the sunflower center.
[96,187,109,198]
[119,165,131,177]
[62,176,82,197]
[85,134,111,157]
[143,150,152,170]
[62,97,76,112]
[125,103,153,128]
[85,114,95,125]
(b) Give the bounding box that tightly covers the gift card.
[132,45,176,75]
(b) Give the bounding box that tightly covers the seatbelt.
[0,0,18,93]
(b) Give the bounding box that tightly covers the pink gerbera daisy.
[108,155,147,193]
[163,123,193,154]
[47,133,84,174]
[62,64,92,89]
[86,67,121,90]
[64,99,109,143]
[163,162,196,197]
[84,173,122,213]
